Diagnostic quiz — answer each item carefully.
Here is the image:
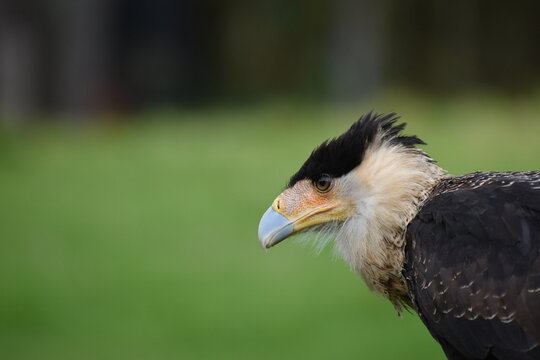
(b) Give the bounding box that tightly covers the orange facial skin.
[271,179,351,236]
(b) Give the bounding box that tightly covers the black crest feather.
[288,112,425,187]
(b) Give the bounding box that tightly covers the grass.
[1,93,540,359]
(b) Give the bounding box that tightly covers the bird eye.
[314,174,333,193]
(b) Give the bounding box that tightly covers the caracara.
[258,113,540,360]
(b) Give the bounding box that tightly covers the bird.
[257,112,540,360]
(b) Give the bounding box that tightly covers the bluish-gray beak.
[258,207,294,249]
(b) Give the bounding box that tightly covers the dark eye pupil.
[315,175,332,191]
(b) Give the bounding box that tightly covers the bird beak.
[258,207,294,249]
[258,180,346,249]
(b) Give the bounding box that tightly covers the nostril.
[277,200,281,210]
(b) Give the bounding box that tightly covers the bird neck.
[336,142,445,311]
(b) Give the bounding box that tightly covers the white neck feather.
[335,139,445,307]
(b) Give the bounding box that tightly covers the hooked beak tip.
[258,207,293,250]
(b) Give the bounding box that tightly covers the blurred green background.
[2,93,540,360]
[2,1,540,360]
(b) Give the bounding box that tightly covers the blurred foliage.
[3,0,540,118]
[1,93,540,359]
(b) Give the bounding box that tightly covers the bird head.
[258,112,432,252]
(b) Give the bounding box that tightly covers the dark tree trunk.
[54,0,114,119]
[327,0,383,102]
[0,1,43,125]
